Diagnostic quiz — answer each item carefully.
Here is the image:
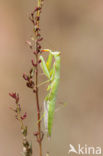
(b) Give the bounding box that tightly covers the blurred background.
[1,0,103,155]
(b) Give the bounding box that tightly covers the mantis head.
[41,49,61,56]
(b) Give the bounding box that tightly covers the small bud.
[38,59,41,64]
[37,49,41,54]
[29,17,35,25]
[30,69,35,79]
[33,131,39,136]
[33,51,37,55]
[35,27,40,32]
[25,41,32,49]
[31,12,34,17]
[23,139,29,147]
[21,112,27,120]
[35,16,40,21]
[9,92,16,98]
[23,73,29,81]
[37,37,43,42]
[31,59,37,67]
[34,7,41,12]
[9,92,19,104]
[29,68,33,74]
[16,94,19,103]
[37,43,41,50]
[33,89,36,93]
[26,80,34,88]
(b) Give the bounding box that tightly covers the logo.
[68,144,102,155]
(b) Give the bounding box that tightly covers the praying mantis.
[40,49,61,137]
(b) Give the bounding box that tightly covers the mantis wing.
[47,78,59,136]
[44,101,48,132]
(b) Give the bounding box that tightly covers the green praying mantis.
[39,49,61,137]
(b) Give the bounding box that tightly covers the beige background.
[0,0,103,156]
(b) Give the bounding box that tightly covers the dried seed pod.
[23,73,29,81]
[31,59,37,67]
[25,41,32,49]
[35,16,40,21]
[26,80,34,88]
[34,7,41,12]
[29,68,35,78]
[9,92,19,104]
[33,51,37,55]
[21,112,27,120]
[37,37,43,42]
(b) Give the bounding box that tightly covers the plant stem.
[35,53,42,156]
[35,0,43,155]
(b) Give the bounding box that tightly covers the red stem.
[35,53,42,156]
